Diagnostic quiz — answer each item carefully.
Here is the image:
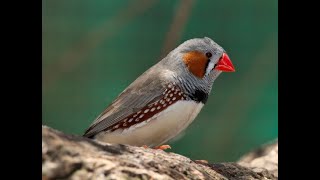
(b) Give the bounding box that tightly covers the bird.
[83,37,235,150]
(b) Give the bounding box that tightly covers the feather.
[83,64,168,138]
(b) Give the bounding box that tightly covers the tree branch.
[42,126,277,180]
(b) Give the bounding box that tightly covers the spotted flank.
[106,84,187,132]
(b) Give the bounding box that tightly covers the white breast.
[94,100,204,147]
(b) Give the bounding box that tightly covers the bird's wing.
[83,67,167,138]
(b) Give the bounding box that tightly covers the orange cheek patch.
[183,51,208,78]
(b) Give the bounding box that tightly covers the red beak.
[214,53,235,72]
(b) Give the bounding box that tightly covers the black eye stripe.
[204,59,210,74]
[204,52,212,74]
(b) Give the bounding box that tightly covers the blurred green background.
[42,0,277,162]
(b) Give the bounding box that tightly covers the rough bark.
[42,126,278,180]
[238,139,278,178]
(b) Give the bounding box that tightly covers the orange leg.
[141,145,149,149]
[141,145,171,150]
[154,145,171,150]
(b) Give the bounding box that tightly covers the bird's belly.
[94,100,204,147]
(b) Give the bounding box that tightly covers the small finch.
[84,37,235,150]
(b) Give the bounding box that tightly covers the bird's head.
[163,37,235,80]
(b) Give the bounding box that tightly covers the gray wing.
[83,66,167,138]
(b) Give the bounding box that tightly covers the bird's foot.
[141,145,149,149]
[154,145,171,150]
[141,145,171,150]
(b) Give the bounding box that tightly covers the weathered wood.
[42,126,277,180]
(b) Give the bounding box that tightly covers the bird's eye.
[205,52,212,58]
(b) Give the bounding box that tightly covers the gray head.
[160,37,235,103]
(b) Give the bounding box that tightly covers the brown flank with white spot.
[106,84,187,132]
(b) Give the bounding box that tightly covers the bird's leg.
[141,145,171,150]
[154,145,171,150]
[141,145,149,149]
